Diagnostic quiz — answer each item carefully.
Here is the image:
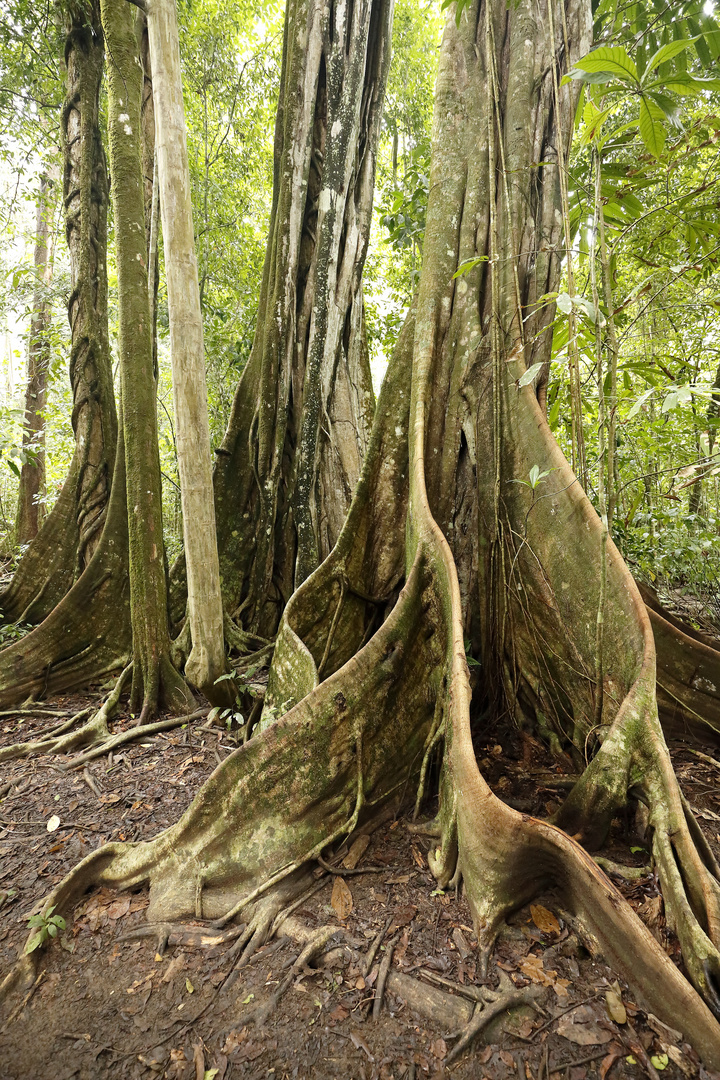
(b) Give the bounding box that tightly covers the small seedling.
[25,906,66,953]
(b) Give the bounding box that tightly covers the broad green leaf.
[638,97,666,158]
[518,362,543,388]
[25,932,45,954]
[453,255,488,278]
[574,46,639,84]
[556,292,572,314]
[627,388,655,419]
[644,37,696,75]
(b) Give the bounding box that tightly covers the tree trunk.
[100,0,192,721]
[15,169,57,546]
[0,0,117,624]
[182,0,389,638]
[146,0,228,699]
[12,0,720,1068]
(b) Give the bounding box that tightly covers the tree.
[99,0,193,721]
[0,0,118,625]
[9,0,720,1069]
[188,0,393,639]
[15,167,58,545]
[146,0,228,699]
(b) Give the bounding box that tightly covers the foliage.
[25,905,65,953]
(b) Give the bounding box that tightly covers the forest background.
[2,0,719,618]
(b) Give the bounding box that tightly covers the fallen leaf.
[498,1050,515,1068]
[452,927,472,959]
[600,1044,624,1080]
[221,1030,247,1055]
[430,1037,447,1059]
[343,835,370,870]
[185,978,194,994]
[411,845,425,869]
[331,876,353,921]
[651,1054,669,1071]
[355,976,365,990]
[241,993,254,1004]
[106,897,131,920]
[605,985,626,1025]
[328,1004,350,1022]
[204,1071,219,1080]
[530,904,561,936]
[349,1031,374,1062]
[389,904,417,933]
[556,1004,614,1046]
[46,815,60,833]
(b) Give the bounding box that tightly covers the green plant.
[25,906,66,953]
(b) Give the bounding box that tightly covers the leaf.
[639,97,667,158]
[342,835,370,870]
[605,985,627,1025]
[651,1054,669,1071]
[518,362,543,388]
[241,993,254,1004]
[556,292,572,314]
[204,1072,219,1080]
[46,815,60,833]
[24,931,45,954]
[530,904,561,935]
[574,46,639,83]
[330,876,353,921]
[557,1004,614,1045]
[453,255,488,278]
[645,38,696,75]
[185,978,194,993]
[627,387,655,419]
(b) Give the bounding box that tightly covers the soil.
[0,691,719,1080]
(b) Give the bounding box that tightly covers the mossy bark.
[174,0,390,638]
[100,0,192,721]
[146,0,229,700]
[1,0,117,624]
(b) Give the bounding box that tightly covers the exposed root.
[248,924,339,1027]
[445,969,542,1064]
[0,708,94,763]
[59,707,210,771]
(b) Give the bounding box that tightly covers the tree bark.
[146,0,229,699]
[0,0,117,624]
[15,169,57,546]
[100,0,192,721]
[183,0,389,638]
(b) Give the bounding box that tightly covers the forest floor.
[0,690,719,1080]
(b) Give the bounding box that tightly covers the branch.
[125,0,147,10]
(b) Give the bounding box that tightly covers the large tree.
[8,0,720,1069]
[175,0,392,639]
[0,0,117,625]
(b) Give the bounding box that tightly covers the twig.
[363,917,392,977]
[372,933,398,1019]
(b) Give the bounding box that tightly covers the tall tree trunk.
[181,0,390,639]
[0,0,117,624]
[146,0,228,699]
[100,0,192,721]
[15,169,58,546]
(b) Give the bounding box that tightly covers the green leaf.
[644,37,696,76]
[453,255,488,278]
[518,362,543,388]
[6,459,20,479]
[627,388,655,419]
[24,931,45,954]
[638,97,666,158]
[651,1054,669,1071]
[574,46,639,84]
[556,292,572,314]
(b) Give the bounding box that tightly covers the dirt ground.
[0,692,719,1080]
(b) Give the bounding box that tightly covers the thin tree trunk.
[0,0,117,624]
[100,0,192,721]
[15,169,58,546]
[146,0,229,699]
